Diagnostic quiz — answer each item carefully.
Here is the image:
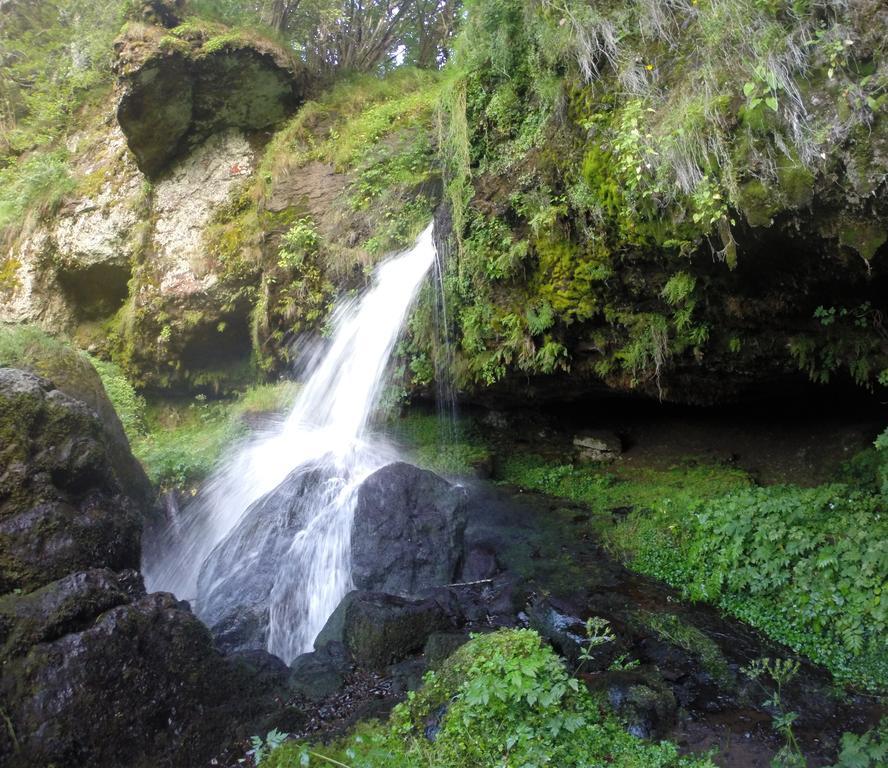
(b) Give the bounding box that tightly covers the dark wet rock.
[461,543,500,581]
[0,590,285,767]
[0,369,143,593]
[424,704,449,742]
[527,597,607,669]
[351,462,468,598]
[424,632,471,671]
[196,464,324,650]
[290,643,351,702]
[390,658,428,695]
[587,670,678,740]
[114,21,311,177]
[0,568,141,659]
[315,590,456,671]
[428,574,518,628]
[210,603,270,654]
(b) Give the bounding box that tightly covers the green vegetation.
[742,657,804,768]
[828,722,888,768]
[640,613,733,690]
[264,629,716,768]
[499,454,751,523]
[0,0,126,237]
[127,383,298,492]
[83,354,147,439]
[418,0,888,396]
[387,412,492,476]
[610,483,887,691]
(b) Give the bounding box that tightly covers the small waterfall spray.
[145,224,437,661]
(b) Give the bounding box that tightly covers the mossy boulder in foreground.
[0,364,294,767]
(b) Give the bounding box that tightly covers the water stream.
[145,224,436,661]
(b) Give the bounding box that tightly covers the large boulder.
[0,368,143,594]
[196,462,468,655]
[351,462,468,598]
[0,326,155,507]
[114,20,311,178]
[0,576,285,767]
[314,590,457,670]
[195,464,325,652]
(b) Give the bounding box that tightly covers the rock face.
[114,19,309,178]
[573,431,622,463]
[196,462,469,655]
[0,365,292,767]
[0,368,143,593]
[351,462,468,598]
[0,125,145,334]
[196,464,324,652]
[314,590,456,670]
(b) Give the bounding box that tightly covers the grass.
[498,452,752,524]
[0,151,76,236]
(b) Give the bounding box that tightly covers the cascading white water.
[145,224,436,661]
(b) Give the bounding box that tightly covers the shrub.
[266,629,716,768]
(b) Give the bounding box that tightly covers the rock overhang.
[114,17,312,178]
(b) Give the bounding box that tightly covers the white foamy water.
[145,224,436,661]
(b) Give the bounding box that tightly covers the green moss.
[498,453,751,526]
[839,221,888,262]
[776,161,815,209]
[388,412,491,477]
[737,179,781,227]
[0,259,22,295]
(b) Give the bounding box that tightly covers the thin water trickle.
[144,224,437,661]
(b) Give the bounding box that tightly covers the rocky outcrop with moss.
[114,10,310,177]
[0,5,441,393]
[426,0,888,404]
[2,0,886,405]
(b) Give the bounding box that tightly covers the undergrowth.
[264,629,716,768]
[610,483,887,691]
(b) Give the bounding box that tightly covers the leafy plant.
[614,484,888,690]
[248,729,289,766]
[277,219,319,270]
[742,657,803,768]
[828,722,888,768]
[575,616,616,673]
[266,629,717,768]
[743,64,781,115]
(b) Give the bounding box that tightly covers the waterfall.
[145,224,436,661]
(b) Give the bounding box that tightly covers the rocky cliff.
[1,0,885,405]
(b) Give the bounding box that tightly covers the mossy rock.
[840,221,888,262]
[0,368,143,594]
[0,325,154,506]
[737,179,782,228]
[115,20,313,177]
